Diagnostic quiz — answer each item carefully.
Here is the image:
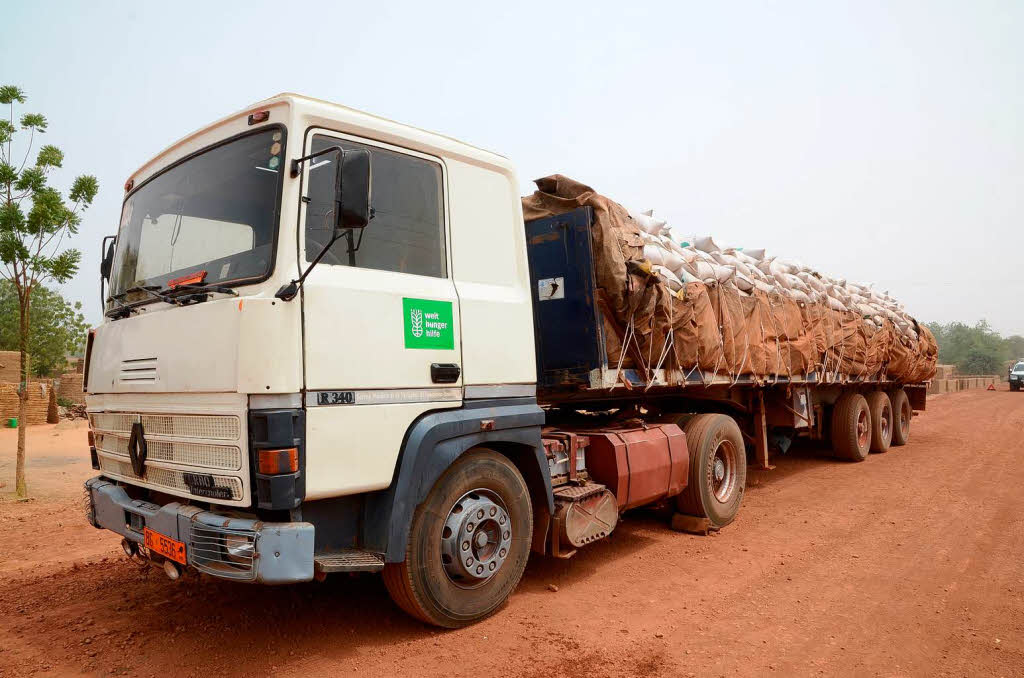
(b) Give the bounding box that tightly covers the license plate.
[144,527,186,564]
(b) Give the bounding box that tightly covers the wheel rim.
[856,409,870,448]
[440,489,512,589]
[880,404,891,440]
[711,438,738,502]
[900,401,910,437]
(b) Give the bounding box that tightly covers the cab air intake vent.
[118,358,158,383]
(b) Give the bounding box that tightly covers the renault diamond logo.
[128,421,148,477]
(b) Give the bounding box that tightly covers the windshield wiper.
[158,282,239,305]
[113,284,177,304]
[105,285,172,318]
[161,283,239,297]
[105,283,238,317]
[105,298,141,319]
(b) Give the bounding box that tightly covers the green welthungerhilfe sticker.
[403,297,455,350]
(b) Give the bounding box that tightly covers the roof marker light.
[248,110,270,125]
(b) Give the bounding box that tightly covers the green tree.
[926,320,1011,375]
[0,85,97,498]
[1004,335,1024,364]
[0,280,89,376]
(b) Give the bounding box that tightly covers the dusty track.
[1,390,1022,677]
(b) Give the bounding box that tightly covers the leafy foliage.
[1,85,97,293]
[0,280,88,376]
[926,320,1024,375]
[1,84,97,497]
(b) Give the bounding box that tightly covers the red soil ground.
[1,389,1022,677]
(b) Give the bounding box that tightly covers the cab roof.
[128,93,511,189]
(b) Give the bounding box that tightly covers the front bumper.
[85,476,314,584]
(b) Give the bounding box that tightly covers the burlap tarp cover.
[522,175,937,384]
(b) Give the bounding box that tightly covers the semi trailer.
[83,93,930,627]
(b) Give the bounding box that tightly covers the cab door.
[299,130,462,499]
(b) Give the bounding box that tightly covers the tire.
[865,391,893,453]
[890,389,912,447]
[677,414,747,528]
[831,393,871,462]
[382,449,532,628]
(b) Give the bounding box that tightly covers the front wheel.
[383,449,532,628]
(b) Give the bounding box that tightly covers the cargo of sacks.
[521,175,937,384]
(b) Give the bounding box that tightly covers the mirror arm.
[275,230,345,302]
[290,146,343,178]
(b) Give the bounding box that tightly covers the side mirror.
[334,148,371,232]
[100,238,116,281]
[276,147,372,302]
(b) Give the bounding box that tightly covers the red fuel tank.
[584,424,688,510]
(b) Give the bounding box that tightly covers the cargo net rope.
[522,175,938,388]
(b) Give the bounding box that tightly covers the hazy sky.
[3,1,1022,335]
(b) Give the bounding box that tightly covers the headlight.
[224,533,255,564]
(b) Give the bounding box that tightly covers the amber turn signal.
[257,448,298,475]
[248,110,270,125]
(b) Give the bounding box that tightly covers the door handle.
[431,363,461,384]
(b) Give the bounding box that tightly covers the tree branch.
[16,127,34,174]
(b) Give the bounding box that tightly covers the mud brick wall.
[0,381,56,426]
[927,375,999,394]
[0,351,21,383]
[58,372,86,404]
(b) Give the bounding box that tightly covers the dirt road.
[1,390,1022,677]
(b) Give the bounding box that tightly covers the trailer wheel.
[831,393,871,461]
[890,389,912,446]
[677,414,747,528]
[382,449,532,628]
[865,391,892,453]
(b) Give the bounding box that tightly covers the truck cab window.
[305,134,446,278]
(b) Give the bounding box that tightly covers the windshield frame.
[107,124,288,316]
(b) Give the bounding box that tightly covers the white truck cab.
[85,94,543,617]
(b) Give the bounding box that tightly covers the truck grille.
[97,456,244,502]
[89,405,248,506]
[94,432,241,471]
[90,413,240,440]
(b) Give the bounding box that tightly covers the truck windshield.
[108,128,285,309]
[1014,363,1024,373]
